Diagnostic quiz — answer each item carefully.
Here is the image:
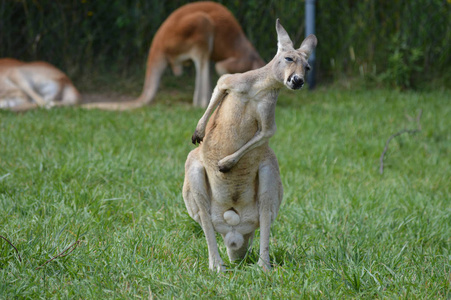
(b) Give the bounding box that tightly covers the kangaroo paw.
[191,130,204,145]
[257,258,272,271]
[209,257,226,272]
[218,156,237,173]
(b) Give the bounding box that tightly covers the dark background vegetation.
[1,0,450,90]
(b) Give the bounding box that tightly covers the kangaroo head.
[272,19,317,90]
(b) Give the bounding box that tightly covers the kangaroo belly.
[203,133,264,236]
[209,172,260,236]
[202,130,267,236]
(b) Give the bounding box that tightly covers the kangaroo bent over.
[183,20,317,271]
[83,1,264,110]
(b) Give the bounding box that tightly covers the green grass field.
[0,87,450,298]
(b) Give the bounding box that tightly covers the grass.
[0,82,450,298]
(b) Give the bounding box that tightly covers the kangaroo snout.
[287,74,304,90]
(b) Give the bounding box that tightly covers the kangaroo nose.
[289,75,304,89]
[295,77,304,87]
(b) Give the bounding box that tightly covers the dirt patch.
[81,93,135,104]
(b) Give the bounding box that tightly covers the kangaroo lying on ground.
[83,1,264,110]
[0,58,80,111]
[183,19,317,271]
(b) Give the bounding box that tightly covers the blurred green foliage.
[1,0,450,89]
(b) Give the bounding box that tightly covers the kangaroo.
[83,1,264,111]
[0,58,81,111]
[183,19,317,271]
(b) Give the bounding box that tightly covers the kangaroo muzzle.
[287,74,304,90]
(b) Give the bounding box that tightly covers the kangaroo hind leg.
[183,150,225,272]
[257,155,283,270]
[179,12,214,108]
[8,70,47,107]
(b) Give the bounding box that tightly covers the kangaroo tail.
[224,231,244,250]
[82,48,167,111]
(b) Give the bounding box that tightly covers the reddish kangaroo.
[83,1,264,110]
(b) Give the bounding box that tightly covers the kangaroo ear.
[276,19,293,52]
[299,34,318,58]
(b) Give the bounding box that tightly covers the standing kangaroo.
[0,58,80,111]
[183,19,317,271]
[83,1,264,110]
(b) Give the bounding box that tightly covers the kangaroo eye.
[285,57,294,62]
[305,64,311,71]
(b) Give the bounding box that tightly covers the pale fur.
[0,58,80,111]
[82,1,264,111]
[183,19,317,271]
